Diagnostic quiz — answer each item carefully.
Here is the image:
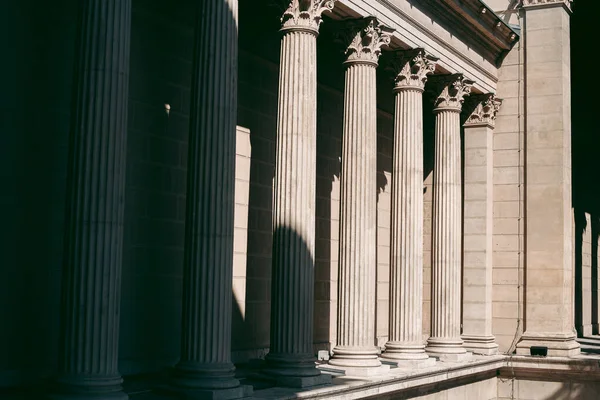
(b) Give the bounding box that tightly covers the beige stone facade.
[2,0,598,399]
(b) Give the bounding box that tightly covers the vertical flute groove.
[331,62,379,368]
[382,81,433,362]
[267,25,321,378]
[427,107,465,354]
[173,0,240,392]
[57,0,131,397]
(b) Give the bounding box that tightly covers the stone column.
[52,1,131,399]
[169,1,251,399]
[265,0,337,388]
[461,94,502,356]
[425,74,473,362]
[517,0,580,357]
[380,50,437,368]
[328,17,393,376]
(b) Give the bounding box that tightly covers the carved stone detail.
[281,0,338,33]
[389,49,438,91]
[464,94,503,128]
[522,0,572,11]
[338,17,394,66]
[428,74,474,112]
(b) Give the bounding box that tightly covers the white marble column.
[265,0,337,388]
[53,1,131,399]
[380,50,437,368]
[328,18,393,376]
[461,94,502,356]
[425,74,474,362]
[170,1,251,399]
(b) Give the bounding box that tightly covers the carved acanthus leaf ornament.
[428,74,475,111]
[338,17,394,66]
[464,94,503,128]
[280,0,338,33]
[389,49,438,91]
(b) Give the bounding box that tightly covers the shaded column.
[380,50,437,368]
[265,0,337,388]
[425,74,474,362]
[328,17,393,375]
[461,94,502,355]
[170,1,252,399]
[516,0,580,357]
[52,1,131,399]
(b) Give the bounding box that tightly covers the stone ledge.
[5,354,600,400]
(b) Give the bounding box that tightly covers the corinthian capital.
[522,0,572,11]
[428,74,475,112]
[280,0,338,33]
[337,17,394,66]
[389,49,438,91]
[463,94,503,128]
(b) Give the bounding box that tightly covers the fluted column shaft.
[427,108,465,355]
[383,87,427,358]
[330,62,380,367]
[267,29,319,376]
[265,2,339,386]
[55,1,131,399]
[172,0,241,392]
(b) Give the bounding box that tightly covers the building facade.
[2,0,599,399]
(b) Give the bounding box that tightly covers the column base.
[328,346,381,368]
[516,332,581,357]
[380,357,436,369]
[319,363,390,377]
[462,335,499,356]
[260,352,330,388]
[252,371,332,389]
[593,323,600,335]
[170,362,241,390]
[49,375,128,400]
[380,342,435,368]
[425,338,472,362]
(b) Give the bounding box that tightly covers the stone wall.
[498,378,600,400]
[492,32,526,354]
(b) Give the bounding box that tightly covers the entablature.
[335,0,520,94]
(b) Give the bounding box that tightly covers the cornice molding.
[404,0,519,67]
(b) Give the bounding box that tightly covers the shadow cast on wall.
[572,0,599,339]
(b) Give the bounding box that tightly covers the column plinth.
[425,74,474,363]
[380,50,437,369]
[52,1,131,398]
[264,0,337,389]
[327,18,393,376]
[168,1,252,399]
